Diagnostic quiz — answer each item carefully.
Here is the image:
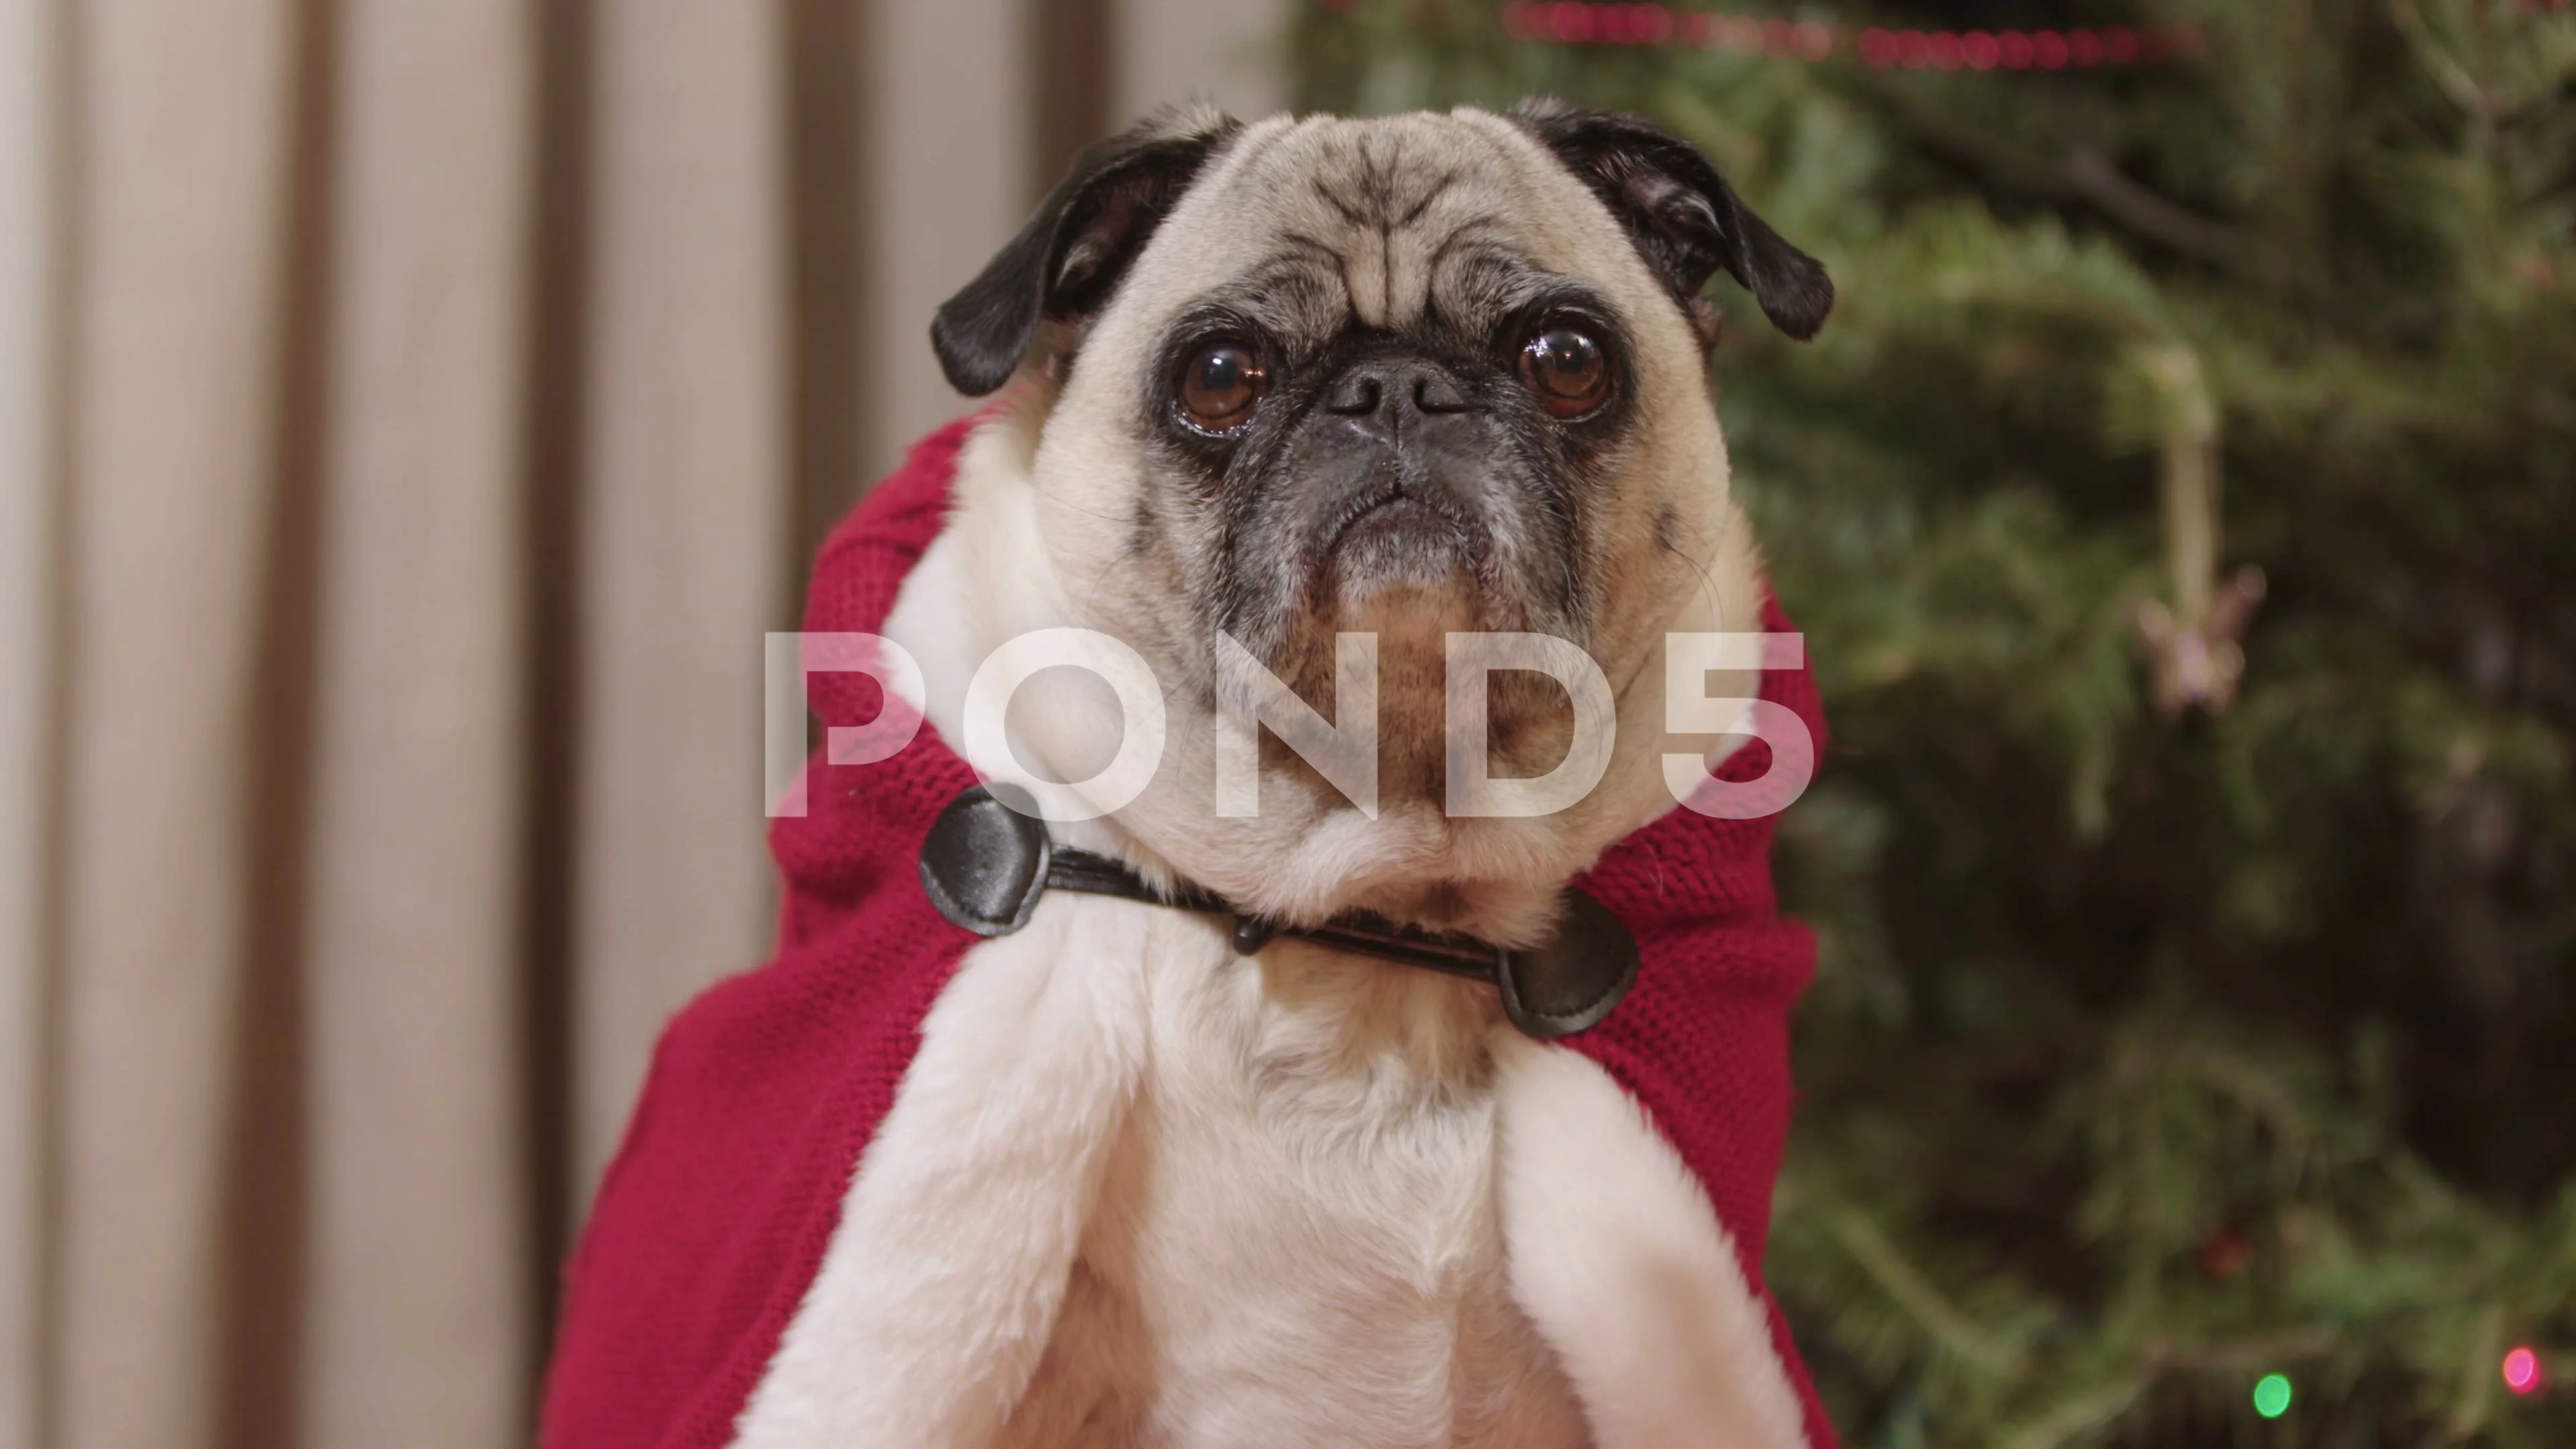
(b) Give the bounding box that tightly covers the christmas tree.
[1297,2,2576,1443]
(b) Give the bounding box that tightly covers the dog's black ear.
[932,106,1241,396]
[1511,97,1833,343]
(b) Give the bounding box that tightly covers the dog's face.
[931,101,1829,934]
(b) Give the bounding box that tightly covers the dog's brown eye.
[1179,343,1267,431]
[1519,327,1609,419]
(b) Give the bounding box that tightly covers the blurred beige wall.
[860,0,1286,476]
[51,2,302,1446]
[296,1,537,1444]
[0,0,48,1441]
[0,3,1286,1447]
[1116,0,1286,130]
[569,0,790,1220]
[860,0,1030,475]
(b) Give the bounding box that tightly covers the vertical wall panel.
[52,0,297,1444]
[297,0,536,1444]
[1028,0,1110,201]
[1114,0,1286,128]
[572,0,788,1198]
[0,0,50,1442]
[861,0,1029,471]
[786,0,869,575]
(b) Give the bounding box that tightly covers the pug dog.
[731,99,1833,1449]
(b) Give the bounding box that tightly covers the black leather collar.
[918,785,1639,1040]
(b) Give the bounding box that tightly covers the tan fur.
[1004,109,1770,944]
[732,106,1807,1449]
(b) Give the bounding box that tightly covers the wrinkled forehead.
[1132,109,1632,341]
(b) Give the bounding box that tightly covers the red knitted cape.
[539,418,1839,1448]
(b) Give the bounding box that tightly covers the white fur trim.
[1492,1034,1811,1448]
[728,892,1155,1449]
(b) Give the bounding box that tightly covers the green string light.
[2253,1373,2294,1419]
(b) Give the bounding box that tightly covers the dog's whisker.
[1028,482,1128,527]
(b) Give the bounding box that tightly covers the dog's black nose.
[1322,358,1475,436]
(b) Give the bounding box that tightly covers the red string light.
[1498,3,2208,68]
[2503,1346,2545,1397]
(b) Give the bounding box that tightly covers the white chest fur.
[727,420,1812,1449]
[999,921,1590,1448]
[724,893,1810,1449]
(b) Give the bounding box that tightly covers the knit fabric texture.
[538,417,1840,1448]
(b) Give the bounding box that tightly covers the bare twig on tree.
[1870,81,2249,272]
